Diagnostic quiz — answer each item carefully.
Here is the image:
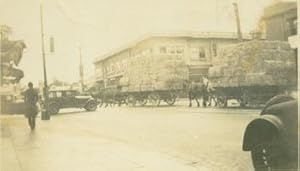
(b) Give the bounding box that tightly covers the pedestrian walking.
[23,82,39,130]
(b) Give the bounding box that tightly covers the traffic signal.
[50,36,54,53]
[242,95,298,170]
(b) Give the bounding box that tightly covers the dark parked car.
[243,95,298,170]
[47,89,98,114]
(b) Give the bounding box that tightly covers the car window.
[66,91,76,97]
[56,92,62,97]
[49,92,55,98]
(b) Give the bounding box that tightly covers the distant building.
[261,1,297,72]
[93,32,251,88]
[85,75,96,91]
[262,1,297,45]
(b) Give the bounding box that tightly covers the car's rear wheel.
[85,101,98,111]
[48,103,60,114]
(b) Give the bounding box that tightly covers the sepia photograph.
[0,0,298,170]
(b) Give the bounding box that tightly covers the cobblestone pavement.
[1,104,260,171]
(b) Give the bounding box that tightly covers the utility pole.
[0,26,2,114]
[0,26,3,87]
[79,47,84,92]
[233,2,243,42]
[40,0,50,120]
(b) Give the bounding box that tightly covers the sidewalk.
[0,114,202,171]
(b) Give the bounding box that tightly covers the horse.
[186,81,209,107]
[93,89,115,107]
[205,86,229,107]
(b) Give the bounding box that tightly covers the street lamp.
[40,0,50,120]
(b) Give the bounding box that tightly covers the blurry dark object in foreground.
[242,95,298,170]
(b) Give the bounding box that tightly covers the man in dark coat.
[24,82,39,130]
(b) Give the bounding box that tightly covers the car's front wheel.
[85,101,98,111]
[48,103,60,114]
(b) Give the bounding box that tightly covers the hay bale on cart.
[119,54,188,106]
[209,40,297,107]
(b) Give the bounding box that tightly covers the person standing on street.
[24,82,39,130]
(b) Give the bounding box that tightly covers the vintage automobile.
[243,95,298,170]
[47,89,98,114]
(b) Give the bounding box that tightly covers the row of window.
[159,46,184,55]
[129,46,185,56]
[159,46,210,61]
[103,46,210,76]
[190,47,206,60]
[115,45,208,59]
[105,60,128,75]
[49,91,76,98]
[286,17,297,36]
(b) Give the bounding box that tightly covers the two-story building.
[93,32,251,89]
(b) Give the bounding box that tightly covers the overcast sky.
[1,0,291,85]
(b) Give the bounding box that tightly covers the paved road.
[1,105,260,171]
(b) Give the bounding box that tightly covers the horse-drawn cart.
[93,81,182,107]
[122,89,178,106]
[208,41,297,107]
[93,48,189,107]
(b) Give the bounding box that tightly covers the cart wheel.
[137,97,147,106]
[217,96,227,108]
[164,92,176,105]
[126,95,136,107]
[148,92,160,106]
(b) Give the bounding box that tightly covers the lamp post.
[0,27,2,114]
[79,47,84,92]
[0,26,3,87]
[40,0,50,120]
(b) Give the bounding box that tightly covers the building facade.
[262,1,297,43]
[261,1,297,72]
[94,32,251,89]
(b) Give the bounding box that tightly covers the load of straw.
[209,40,297,87]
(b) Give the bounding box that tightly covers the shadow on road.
[51,110,93,117]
